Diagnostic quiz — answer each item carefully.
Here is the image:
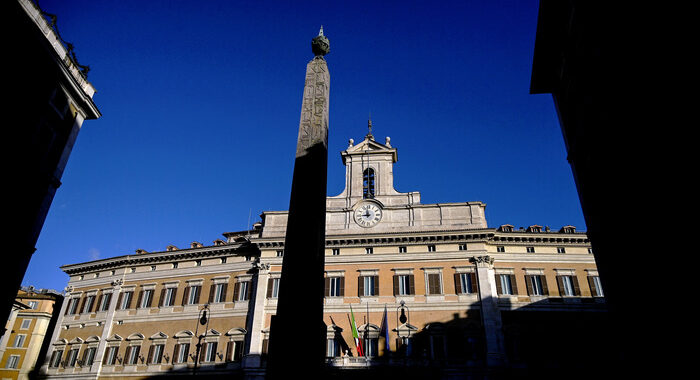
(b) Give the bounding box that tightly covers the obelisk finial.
[311,26,330,57]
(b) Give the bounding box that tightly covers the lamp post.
[396,301,410,356]
[193,304,210,375]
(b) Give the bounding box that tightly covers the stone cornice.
[61,243,251,275]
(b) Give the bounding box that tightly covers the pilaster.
[470,255,506,367]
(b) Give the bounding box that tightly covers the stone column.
[39,286,72,374]
[243,261,270,379]
[266,28,330,379]
[470,256,505,367]
[91,279,123,376]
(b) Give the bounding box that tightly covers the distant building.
[39,133,607,378]
[0,287,63,380]
[4,0,101,328]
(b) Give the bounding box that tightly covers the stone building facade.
[39,133,606,379]
[0,287,62,379]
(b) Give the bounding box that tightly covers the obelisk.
[266,27,330,377]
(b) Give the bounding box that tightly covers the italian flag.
[349,305,364,357]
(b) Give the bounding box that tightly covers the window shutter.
[373,276,379,296]
[102,349,109,365]
[124,346,132,364]
[587,276,598,297]
[540,276,549,295]
[173,344,180,363]
[408,275,415,295]
[226,341,233,361]
[339,277,345,297]
[246,282,253,300]
[208,284,216,304]
[495,274,503,295]
[233,283,240,301]
[221,283,228,301]
[324,278,330,297]
[211,342,218,361]
[510,274,518,295]
[454,273,462,294]
[159,288,166,307]
[183,344,189,361]
[136,291,143,308]
[525,275,534,295]
[572,276,581,296]
[358,276,365,297]
[182,287,190,306]
[169,288,177,306]
[556,275,565,296]
[393,275,399,295]
[147,291,154,307]
[116,293,123,310]
[199,343,206,362]
[95,294,103,312]
[469,273,478,293]
[267,279,274,298]
[78,297,86,313]
[147,345,154,364]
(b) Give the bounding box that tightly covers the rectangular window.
[394,274,414,296]
[427,273,442,295]
[97,293,112,311]
[211,283,227,303]
[6,355,20,369]
[526,275,548,296]
[83,347,97,366]
[20,319,31,329]
[195,260,202,266]
[557,247,566,253]
[28,301,39,309]
[326,277,344,297]
[363,337,379,357]
[276,250,284,257]
[327,338,340,357]
[119,291,133,310]
[588,276,604,297]
[226,341,243,362]
[332,248,340,255]
[172,262,179,269]
[185,285,201,305]
[557,275,580,297]
[13,334,26,348]
[66,298,79,315]
[81,295,95,313]
[496,246,505,253]
[162,288,176,307]
[174,343,190,364]
[526,247,535,253]
[103,346,118,365]
[267,278,280,299]
[149,344,164,364]
[50,349,64,367]
[139,289,153,308]
[365,247,373,254]
[66,348,79,367]
[455,273,477,294]
[220,257,227,264]
[235,282,250,301]
[126,345,140,365]
[398,246,407,253]
[359,276,378,297]
[458,243,467,251]
[203,342,218,362]
[427,245,436,252]
[497,274,515,295]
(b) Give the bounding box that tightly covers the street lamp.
[193,304,210,375]
[396,301,411,356]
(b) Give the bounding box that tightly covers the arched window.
[363,168,375,199]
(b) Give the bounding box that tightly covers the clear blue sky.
[25,0,584,291]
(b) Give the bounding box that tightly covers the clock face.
[354,203,383,228]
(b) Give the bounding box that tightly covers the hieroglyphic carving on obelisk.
[296,27,330,158]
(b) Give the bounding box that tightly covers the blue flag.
[380,304,390,352]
